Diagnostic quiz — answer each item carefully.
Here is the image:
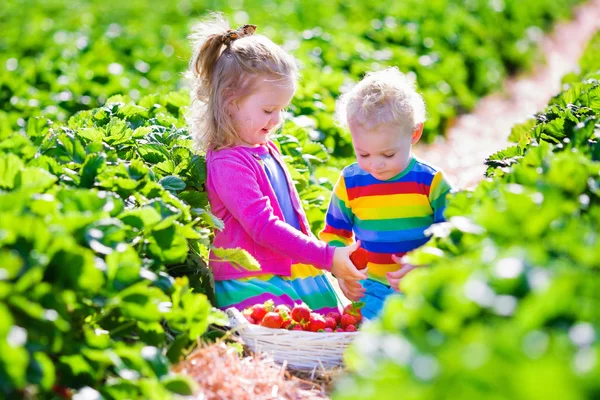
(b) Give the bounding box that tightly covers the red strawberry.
[350,247,369,270]
[250,300,274,322]
[291,303,311,324]
[275,304,291,323]
[286,320,299,330]
[341,313,357,329]
[345,324,357,332]
[324,327,334,332]
[52,384,72,399]
[306,313,326,332]
[343,302,364,324]
[291,323,304,331]
[275,304,291,315]
[244,315,256,324]
[324,316,337,330]
[281,318,294,329]
[260,312,283,329]
[250,304,267,322]
[334,327,345,332]
[326,312,341,324]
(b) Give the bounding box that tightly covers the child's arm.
[429,170,453,223]
[210,157,363,280]
[319,174,355,247]
[319,174,366,299]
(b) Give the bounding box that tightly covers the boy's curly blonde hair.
[186,13,297,151]
[336,67,426,134]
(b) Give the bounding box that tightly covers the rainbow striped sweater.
[319,156,452,285]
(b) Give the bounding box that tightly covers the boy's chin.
[371,171,393,180]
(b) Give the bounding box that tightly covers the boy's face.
[349,121,422,181]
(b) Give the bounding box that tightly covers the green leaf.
[119,207,162,230]
[28,352,56,391]
[115,282,169,322]
[140,346,169,377]
[211,247,261,271]
[191,207,223,230]
[159,175,186,192]
[0,154,24,190]
[0,334,29,390]
[128,159,150,180]
[80,153,106,188]
[83,326,111,349]
[59,354,96,383]
[137,322,166,347]
[207,308,230,326]
[0,249,24,280]
[138,144,168,163]
[161,376,197,396]
[178,191,208,208]
[148,225,189,264]
[106,245,141,288]
[14,167,58,192]
[165,333,189,364]
[77,127,105,142]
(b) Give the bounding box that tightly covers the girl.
[187,14,366,315]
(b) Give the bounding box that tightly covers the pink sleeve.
[208,157,334,270]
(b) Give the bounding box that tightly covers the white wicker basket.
[226,307,359,371]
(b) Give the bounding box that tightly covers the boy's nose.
[270,112,281,125]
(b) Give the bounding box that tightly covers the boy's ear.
[411,123,424,144]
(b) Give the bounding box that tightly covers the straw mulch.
[173,341,343,399]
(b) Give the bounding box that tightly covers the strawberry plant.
[0,92,245,398]
[334,32,600,400]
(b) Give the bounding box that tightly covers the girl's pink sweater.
[205,141,334,280]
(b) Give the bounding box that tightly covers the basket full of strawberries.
[226,300,364,370]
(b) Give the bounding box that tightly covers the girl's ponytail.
[188,13,230,100]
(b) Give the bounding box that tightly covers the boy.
[320,67,453,320]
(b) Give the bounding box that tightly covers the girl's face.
[229,77,295,147]
[349,121,423,181]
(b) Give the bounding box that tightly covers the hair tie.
[221,24,257,46]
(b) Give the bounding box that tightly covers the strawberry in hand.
[350,247,369,270]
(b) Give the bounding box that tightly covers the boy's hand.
[386,254,418,291]
[338,279,366,301]
[331,241,368,282]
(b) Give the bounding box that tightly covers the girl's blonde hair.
[187,13,297,150]
[336,67,426,133]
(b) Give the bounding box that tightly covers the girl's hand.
[338,279,366,302]
[331,241,368,282]
[386,254,419,291]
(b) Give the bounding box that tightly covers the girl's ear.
[223,88,238,115]
[226,97,239,116]
[411,123,424,144]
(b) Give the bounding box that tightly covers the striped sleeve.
[319,173,354,247]
[429,170,452,223]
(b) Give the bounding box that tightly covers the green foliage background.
[0,0,593,398]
